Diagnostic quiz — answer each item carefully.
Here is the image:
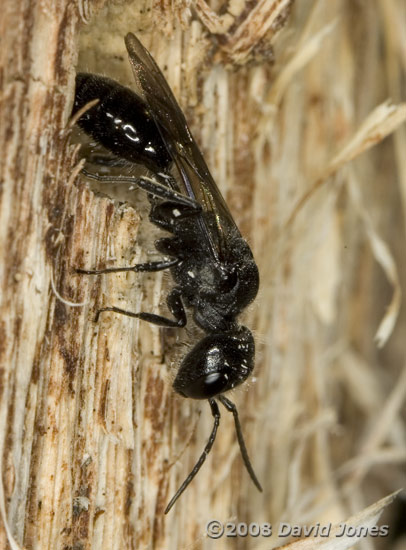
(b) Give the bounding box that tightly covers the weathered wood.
[1,1,405,549]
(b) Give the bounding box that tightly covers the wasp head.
[173,326,255,399]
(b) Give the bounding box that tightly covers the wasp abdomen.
[73,73,171,171]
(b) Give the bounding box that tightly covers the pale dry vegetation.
[0,1,405,549]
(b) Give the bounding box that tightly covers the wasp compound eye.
[182,372,229,399]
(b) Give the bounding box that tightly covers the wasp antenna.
[165,399,220,514]
[219,395,262,492]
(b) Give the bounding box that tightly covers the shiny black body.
[74,73,171,171]
[73,33,261,513]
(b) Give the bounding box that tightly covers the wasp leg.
[218,395,262,492]
[84,153,128,168]
[164,399,220,514]
[81,169,201,210]
[76,257,180,275]
[95,287,186,327]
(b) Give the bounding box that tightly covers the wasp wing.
[124,33,241,262]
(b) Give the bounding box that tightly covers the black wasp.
[72,33,262,513]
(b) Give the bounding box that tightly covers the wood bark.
[1,1,405,550]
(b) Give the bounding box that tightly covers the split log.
[1,1,405,549]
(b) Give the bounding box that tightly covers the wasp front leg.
[95,287,186,328]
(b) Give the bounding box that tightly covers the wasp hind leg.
[81,169,201,211]
[84,152,128,168]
